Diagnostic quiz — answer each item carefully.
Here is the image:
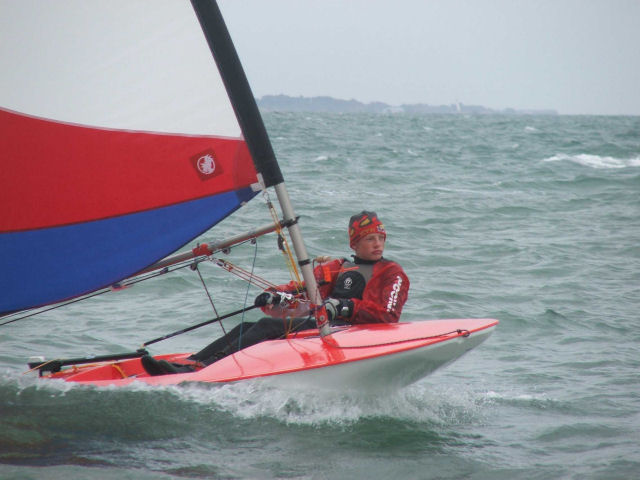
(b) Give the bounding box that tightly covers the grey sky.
[219,0,640,115]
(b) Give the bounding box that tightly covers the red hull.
[39,319,498,390]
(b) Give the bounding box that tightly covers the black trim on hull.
[28,349,149,375]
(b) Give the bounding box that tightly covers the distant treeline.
[257,94,557,115]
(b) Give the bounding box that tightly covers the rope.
[236,238,261,350]
[1,236,264,327]
[210,258,276,291]
[194,263,224,335]
[1,257,200,327]
[23,358,61,375]
[112,363,127,379]
[320,328,471,350]
[194,264,219,317]
[263,190,303,289]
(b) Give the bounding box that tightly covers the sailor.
[141,211,410,375]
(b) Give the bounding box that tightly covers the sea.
[1,112,639,479]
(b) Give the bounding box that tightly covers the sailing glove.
[254,291,281,307]
[325,298,354,322]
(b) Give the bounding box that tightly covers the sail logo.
[191,149,223,181]
[198,154,216,175]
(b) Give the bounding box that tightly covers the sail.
[0,1,265,314]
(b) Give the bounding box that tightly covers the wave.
[0,372,491,430]
[543,153,640,169]
[173,380,490,427]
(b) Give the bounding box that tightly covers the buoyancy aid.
[263,256,409,324]
[330,259,374,300]
[317,257,410,324]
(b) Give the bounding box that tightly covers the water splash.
[172,379,490,428]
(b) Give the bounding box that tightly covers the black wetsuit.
[188,316,317,365]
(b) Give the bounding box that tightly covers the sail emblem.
[191,149,224,181]
[198,154,216,175]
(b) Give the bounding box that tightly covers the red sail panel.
[1,108,258,232]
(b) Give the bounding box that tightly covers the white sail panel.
[0,0,240,137]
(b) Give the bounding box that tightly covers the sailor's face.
[353,233,386,261]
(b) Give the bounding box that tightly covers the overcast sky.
[218,0,640,115]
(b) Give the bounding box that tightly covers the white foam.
[543,153,640,169]
[172,380,487,427]
[3,367,492,430]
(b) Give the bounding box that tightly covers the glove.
[324,298,353,323]
[254,291,282,307]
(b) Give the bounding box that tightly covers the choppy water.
[1,113,639,479]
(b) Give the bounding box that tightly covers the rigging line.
[1,237,265,327]
[142,305,260,347]
[262,189,302,287]
[237,237,261,351]
[0,286,121,326]
[23,358,66,375]
[210,258,277,290]
[193,263,225,335]
[321,329,472,350]
[283,309,317,337]
[0,258,197,327]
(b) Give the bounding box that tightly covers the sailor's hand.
[324,298,353,322]
[254,291,282,307]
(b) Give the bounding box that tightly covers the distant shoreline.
[257,94,558,116]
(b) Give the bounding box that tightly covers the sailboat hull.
[37,319,497,392]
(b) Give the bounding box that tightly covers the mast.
[190,0,327,331]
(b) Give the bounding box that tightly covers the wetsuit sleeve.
[350,263,409,324]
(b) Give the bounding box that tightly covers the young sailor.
[141,211,410,375]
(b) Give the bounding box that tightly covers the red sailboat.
[1,0,497,392]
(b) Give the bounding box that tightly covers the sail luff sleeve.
[188,1,326,332]
[190,0,284,188]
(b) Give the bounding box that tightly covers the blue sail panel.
[0,188,256,315]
